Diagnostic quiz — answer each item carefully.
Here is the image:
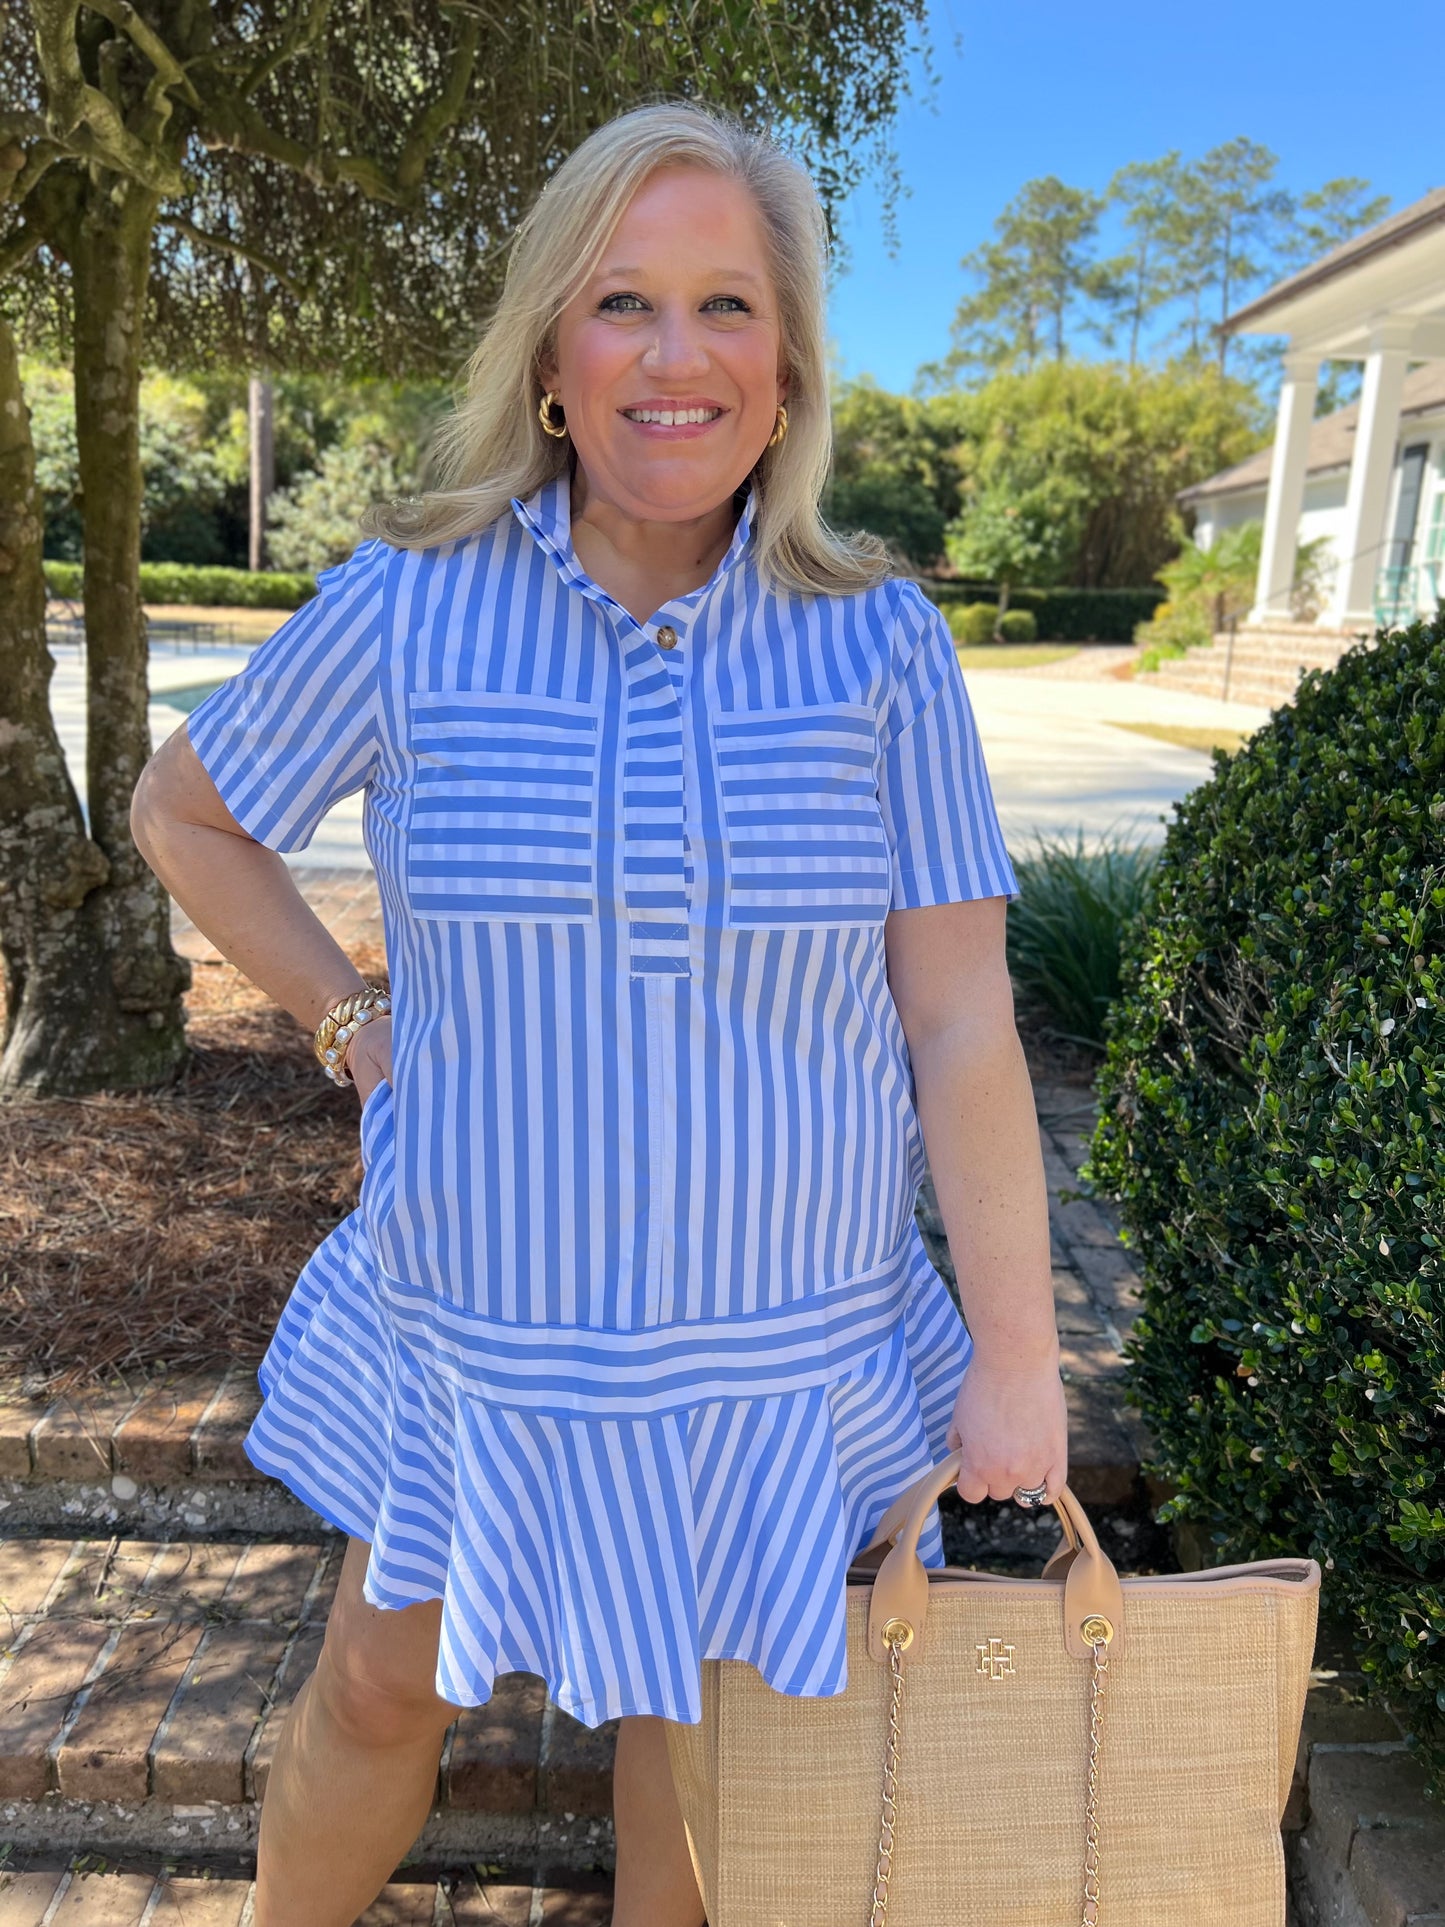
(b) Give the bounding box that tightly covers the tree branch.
[80,0,205,110]
[29,0,186,195]
[156,213,307,297]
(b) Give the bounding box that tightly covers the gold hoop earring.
[538,390,568,439]
[766,403,788,450]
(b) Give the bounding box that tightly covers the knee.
[313,1633,458,1751]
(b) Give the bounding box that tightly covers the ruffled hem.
[245,1211,972,1728]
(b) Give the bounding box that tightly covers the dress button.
[656,625,678,650]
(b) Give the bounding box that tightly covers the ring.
[1013,1483,1049,1509]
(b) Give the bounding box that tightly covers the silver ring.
[1013,1482,1049,1509]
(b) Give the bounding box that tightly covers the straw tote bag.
[665,1451,1321,1927]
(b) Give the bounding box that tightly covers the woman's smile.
[619,398,729,436]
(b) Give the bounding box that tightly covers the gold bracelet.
[314,984,392,1086]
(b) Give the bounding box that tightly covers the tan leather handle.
[859,1452,1125,1663]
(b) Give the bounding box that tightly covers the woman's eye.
[705,296,750,313]
[598,292,647,313]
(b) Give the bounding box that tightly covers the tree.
[1106,153,1186,370]
[932,176,1114,379]
[266,438,411,572]
[943,361,1267,589]
[825,378,967,568]
[1,0,932,1095]
[1164,140,1293,375]
[945,486,1070,630]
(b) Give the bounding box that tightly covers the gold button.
[657,625,678,650]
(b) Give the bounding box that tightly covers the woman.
[132,100,1066,1927]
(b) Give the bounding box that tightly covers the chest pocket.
[405,690,603,922]
[712,702,891,928]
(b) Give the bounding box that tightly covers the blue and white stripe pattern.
[185,471,1019,1725]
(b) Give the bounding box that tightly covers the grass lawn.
[954,643,1080,670]
[1105,719,1254,757]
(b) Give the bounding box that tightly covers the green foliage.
[1083,615,1445,1792]
[1135,522,1333,669]
[826,379,968,568]
[267,438,410,571]
[923,143,1389,379]
[946,603,999,646]
[940,175,1113,375]
[1005,831,1160,1047]
[922,581,1164,643]
[1135,521,1263,666]
[941,362,1266,590]
[947,485,1071,592]
[45,561,315,610]
[998,608,1037,643]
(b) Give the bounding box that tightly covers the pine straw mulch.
[0,949,387,1398]
[0,961,1096,1398]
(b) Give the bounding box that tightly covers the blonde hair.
[360,100,889,596]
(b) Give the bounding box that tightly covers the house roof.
[1223,187,1445,335]
[1178,362,1445,505]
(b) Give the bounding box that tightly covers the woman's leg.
[252,1536,459,1927]
[611,1715,707,1927]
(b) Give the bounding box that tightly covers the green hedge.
[918,578,1163,642]
[945,604,1040,646]
[946,602,998,646]
[1083,613,1445,1794]
[44,561,317,610]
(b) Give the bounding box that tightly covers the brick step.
[0,1863,610,1924]
[0,1368,313,1537]
[1141,661,1311,706]
[0,1347,1149,1538]
[0,1537,614,1870]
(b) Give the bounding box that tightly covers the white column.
[1249,351,1319,621]
[1327,323,1412,627]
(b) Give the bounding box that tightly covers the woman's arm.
[885,894,1067,1505]
[131,726,391,1096]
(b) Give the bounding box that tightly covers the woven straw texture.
[666,1565,1319,1926]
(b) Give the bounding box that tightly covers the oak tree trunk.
[0,174,189,1094]
[0,309,118,1092]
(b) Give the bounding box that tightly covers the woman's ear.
[537,340,560,393]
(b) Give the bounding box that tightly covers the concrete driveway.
[50,639,1272,873]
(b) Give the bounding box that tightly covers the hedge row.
[45,561,317,610]
[945,603,1039,646]
[1084,613,1445,1793]
[917,579,1164,643]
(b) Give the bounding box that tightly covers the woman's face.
[540,165,789,526]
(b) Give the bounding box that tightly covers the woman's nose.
[641,309,709,375]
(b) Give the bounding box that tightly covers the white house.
[1179,187,1445,637]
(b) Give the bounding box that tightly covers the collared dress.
[184,472,1019,1727]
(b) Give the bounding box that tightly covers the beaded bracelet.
[314,985,392,1086]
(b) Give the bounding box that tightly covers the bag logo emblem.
[975,1637,1016,1680]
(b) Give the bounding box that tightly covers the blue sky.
[827,0,1443,392]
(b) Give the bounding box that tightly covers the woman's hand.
[346,1014,393,1104]
[947,1350,1069,1508]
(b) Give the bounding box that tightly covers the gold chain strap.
[870,1620,911,1927]
[1080,1624,1111,1926]
[868,1614,1113,1927]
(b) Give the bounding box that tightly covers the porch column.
[1249,350,1319,621]
[1326,322,1412,627]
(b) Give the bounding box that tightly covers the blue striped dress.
[185,472,1019,1726]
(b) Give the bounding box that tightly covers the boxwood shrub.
[918,580,1164,642]
[1083,613,1445,1792]
[946,602,998,646]
[998,608,1037,643]
[45,561,317,610]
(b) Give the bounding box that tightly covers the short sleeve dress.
[184,472,1020,1727]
